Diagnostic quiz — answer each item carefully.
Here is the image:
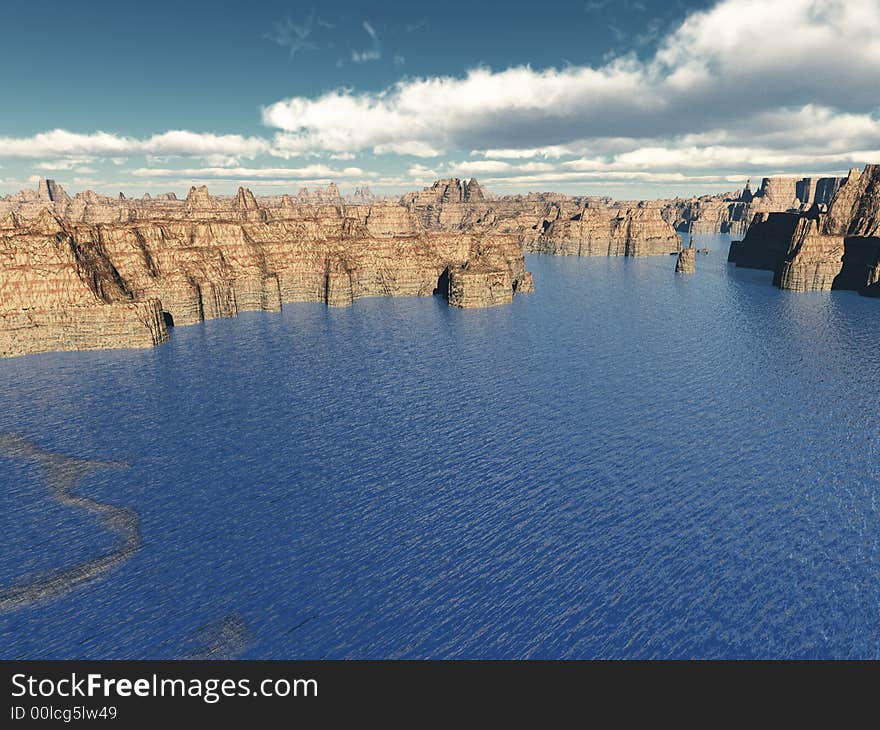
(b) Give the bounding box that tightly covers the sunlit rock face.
[675,247,696,274]
[0,180,534,357]
[0,209,168,357]
[527,203,681,257]
[446,264,514,308]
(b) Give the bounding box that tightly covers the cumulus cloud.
[130,165,372,179]
[0,130,270,160]
[3,0,880,195]
[261,0,880,166]
[33,159,95,171]
[372,141,442,157]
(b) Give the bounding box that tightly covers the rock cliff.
[775,166,880,294]
[0,209,168,356]
[0,181,533,357]
[724,165,880,295]
[527,203,681,257]
[662,175,846,235]
[726,212,801,271]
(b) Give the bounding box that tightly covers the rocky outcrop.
[0,179,71,220]
[528,203,681,257]
[0,208,169,356]
[665,195,752,235]
[0,301,167,359]
[404,178,485,207]
[292,183,343,205]
[37,179,70,206]
[662,175,847,235]
[675,244,696,274]
[722,165,880,295]
[797,176,845,206]
[400,178,497,230]
[0,181,534,357]
[445,265,513,308]
[755,177,800,208]
[775,166,880,293]
[348,186,377,205]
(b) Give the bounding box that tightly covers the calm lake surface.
[2,233,879,659]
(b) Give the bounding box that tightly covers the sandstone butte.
[727,164,880,295]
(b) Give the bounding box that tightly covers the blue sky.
[1,0,878,198]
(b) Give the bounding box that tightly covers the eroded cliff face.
[725,165,880,295]
[527,203,681,257]
[0,182,533,357]
[0,210,168,357]
[661,175,846,235]
[776,166,880,293]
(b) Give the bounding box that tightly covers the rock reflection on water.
[0,434,138,613]
[181,612,253,660]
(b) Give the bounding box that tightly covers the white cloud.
[3,0,880,196]
[372,141,442,157]
[262,0,880,160]
[451,160,556,175]
[0,130,270,160]
[33,159,95,171]
[406,164,439,179]
[130,165,372,179]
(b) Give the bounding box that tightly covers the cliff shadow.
[731,212,799,274]
[162,311,175,328]
[833,236,880,292]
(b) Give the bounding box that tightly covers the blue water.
[1,233,879,659]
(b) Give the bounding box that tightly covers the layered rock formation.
[662,175,847,235]
[446,265,513,308]
[5,165,874,357]
[675,242,696,274]
[725,165,880,295]
[403,177,485,207]
[528,202,681,257]
[775,166,880,293]
[401,178,682,259]
[291,183,342,205]
[0,180,534,357]
[348,186,377,205]
[0,210,168,357]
